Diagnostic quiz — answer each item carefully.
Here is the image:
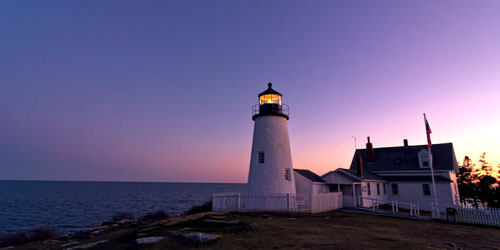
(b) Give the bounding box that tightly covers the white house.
[321,137,460,210]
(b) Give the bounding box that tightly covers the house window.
[377,183,380,195]
[391,184,399,195]
[367,183,371,195]
[418,149,430,168]
[422,184,431,196]
[421,156,430,167]
[383,183,386,194]
[258,152,264,164]
[284,168,291,181]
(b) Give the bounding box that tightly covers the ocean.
[0,181,247,234]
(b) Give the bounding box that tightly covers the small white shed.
[294,169,330,195]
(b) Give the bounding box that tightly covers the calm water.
[0,181,246,234]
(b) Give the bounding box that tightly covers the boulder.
[90,229,103,236]
[63,240,108,250]
[59,241,79,247]
[249,222,259,231]
[117,219,133,225]
[135,237,164,244]
[139,226,158,233]
[207,215,226,220]
[180,232,221,244]
[203,219,240,224]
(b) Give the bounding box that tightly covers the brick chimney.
[356,155,363,177]
[403,139,408,165]
[366,136,374,162]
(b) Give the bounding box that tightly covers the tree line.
[457,153,500,208]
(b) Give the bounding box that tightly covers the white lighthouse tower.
[247,83,296,196]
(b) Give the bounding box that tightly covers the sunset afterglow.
[1,0,499,182]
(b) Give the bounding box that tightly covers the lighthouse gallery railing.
[252,104,289,117]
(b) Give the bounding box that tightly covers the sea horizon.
[0,181,247,234]
[0,179,246,184]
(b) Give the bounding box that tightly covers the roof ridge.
[355,142,453,151]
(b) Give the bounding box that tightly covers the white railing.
[343,196,423,217]
[213,192,342,213]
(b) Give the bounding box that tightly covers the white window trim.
[284,168,291,181]
[418,149,431,169]
[422,183,431,196]
[391,183,399,195]
[258,151,265,164]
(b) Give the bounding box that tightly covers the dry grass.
[151,211,500,250]
[11,211,500,250]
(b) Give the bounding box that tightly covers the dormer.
[418,149,430,168]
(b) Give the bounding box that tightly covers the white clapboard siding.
[212,192,342,213]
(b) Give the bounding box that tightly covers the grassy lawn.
[14,211,500,250]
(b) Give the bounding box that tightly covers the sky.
[1,0,500,182]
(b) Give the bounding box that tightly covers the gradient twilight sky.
[1,1,500,182]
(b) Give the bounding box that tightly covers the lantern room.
[252,82,289,120]
[258,82,283,105]
[259,94,282,105]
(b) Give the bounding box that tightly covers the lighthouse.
[247,83,296,196]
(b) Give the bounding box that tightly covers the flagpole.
[424,113,439,212]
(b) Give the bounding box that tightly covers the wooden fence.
[212,192,342,213]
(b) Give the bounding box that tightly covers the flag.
[424,113,432,148]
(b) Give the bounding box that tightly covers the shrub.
[29,226,58,242]
[143,210,169,221]
[0,232,29,248]
[112,211,134,222]
[184,200,212,216]
[0,226,58,248]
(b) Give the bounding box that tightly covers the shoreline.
[3,210,500,249]
[0,202,212,249]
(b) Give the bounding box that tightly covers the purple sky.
[1,1,499,182]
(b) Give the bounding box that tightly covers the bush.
[0,226,58,248]
[29,226,58,242]
[184,200,212,216]
[143,210,169,221]
[112,211,134,222]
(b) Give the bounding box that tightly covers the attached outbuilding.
[294,169,330,195]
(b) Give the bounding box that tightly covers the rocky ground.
[5,210,500,249]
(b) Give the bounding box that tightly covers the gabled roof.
[338,168,385,181]
[322,168,385,183]
[349,143,458,173]
[294,169,325,183]
[322,169,361,182]
[382,175,452,182]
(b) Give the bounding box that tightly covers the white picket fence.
[346,196,500,227]
[432,204,500,227]
[214,193,500,227]
[212,192,342,213]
